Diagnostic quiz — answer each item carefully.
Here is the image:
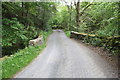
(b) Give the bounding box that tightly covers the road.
[15,30,117,78]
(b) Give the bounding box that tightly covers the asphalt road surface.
[15,30,118,78]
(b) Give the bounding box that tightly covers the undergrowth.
[2,30,52,78]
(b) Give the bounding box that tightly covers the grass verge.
[2,30,52,78]
[65,31,71,37]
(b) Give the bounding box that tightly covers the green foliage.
[2,2,56,29]
[2,2,57,56]
[65,31,71,37]
[77,2,120,55]
[39,30,53,42]
[2,45,41,78]
[48,5,74,30]
[80,2,119,36]
[2,18,38,56]
[1,2,54,78]
[2,30,52,78]
[68,2,119,55]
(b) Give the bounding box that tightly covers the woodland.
[1,1,120,78]
[2,2,120,56]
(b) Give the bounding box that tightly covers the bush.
[2,18,39,56]
[65,31,71,37]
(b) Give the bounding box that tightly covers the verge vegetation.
[2,31,52,78]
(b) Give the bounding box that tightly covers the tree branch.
[63,0,71,11]
[80,3,94,16]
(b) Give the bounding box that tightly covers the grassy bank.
[2,30,52,78]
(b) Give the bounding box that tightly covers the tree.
[2,2,57,56]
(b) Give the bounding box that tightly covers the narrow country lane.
[14,30,118,78]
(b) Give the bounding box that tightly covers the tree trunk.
[69,3,73,31]
[76,1,80,31]
[64,1,72,31]
[26,8,29,27]
[41,8,45,30]
[22,2,24,17]
[21,2,24,25]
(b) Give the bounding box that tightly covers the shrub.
[2,18,38,56]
